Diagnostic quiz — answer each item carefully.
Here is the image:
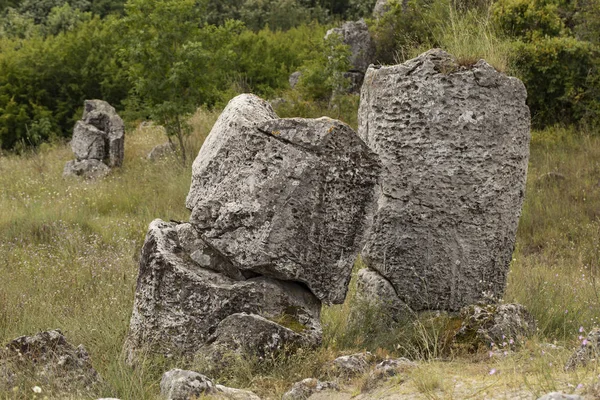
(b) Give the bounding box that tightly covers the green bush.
[0,17,128,150]
[511,37,600,128]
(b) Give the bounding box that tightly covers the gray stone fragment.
[63,159,110,180]
[454,303,536,351]
[147,142,176,160]
[374,358,417,377]
[0,330,101,394]
[355,268,411,319]
[125,219,321,362]
[71,121,106,161]
[325,20,375,73]
[282,378,339,400]
[565,328,600,371]
[160,369,261,400]
[373,0,399,18]
[289,71,302,88]
[537,394,584,400]
[160,369,216,400]
[214,385,261,400]
[82,99,125,168]
[331,352,374,377]
[358,49,531,312]
[186,94,380,305]
[202,313,319,362]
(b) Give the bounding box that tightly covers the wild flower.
[32,386,42,393]
[489,368,496,375]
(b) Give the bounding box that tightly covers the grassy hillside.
[1,103,600,398]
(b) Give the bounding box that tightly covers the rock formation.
[0,330,101,394]
[357,49,531,312]
[325,19,375,74]
[325,19,376,93]
[64,100,124,179]
[453,303,536,351]
[160,369,260,400]
[126,94,380,362]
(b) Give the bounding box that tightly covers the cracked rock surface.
[358,49,531,312]
[128,94,379,361]
[186,94,380,305]
[125,220,321,362]
[65,99,124,178]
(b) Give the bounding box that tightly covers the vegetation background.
[1,0,600,398]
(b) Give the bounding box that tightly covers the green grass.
[1,103,600,399]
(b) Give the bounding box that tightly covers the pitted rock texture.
[186,94,380,305]
[160,369,261,400]
[282,378,339,400]
[0,330,101,394]
[355,267,411,319]
[453,303,536,351]
[565,328,600,371]
[358,49,531,312]
[125,219,321,362]
[325,19,375,73]
[201,313,319,363]
[69,99,124,171]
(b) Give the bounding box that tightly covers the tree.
[121,0,215,164]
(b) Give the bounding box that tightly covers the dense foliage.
[0,0,598,150]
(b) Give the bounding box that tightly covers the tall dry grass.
[1,103,600,399]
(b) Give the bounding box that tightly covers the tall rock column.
[357,49,531,312]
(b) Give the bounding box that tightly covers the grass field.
[1,104,600,399]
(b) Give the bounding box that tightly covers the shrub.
[511,36,599,128]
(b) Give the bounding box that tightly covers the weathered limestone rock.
[160,369,261,400]
[325,19,375,73]
[63,159,111,180]
[331,352,374,377]
[125,219,321,362]
[289,71,302,88]
[372,0,392,18]
[355,268,411,319]
[202,313,318,362]
[81,99,125,168]
[186,94,380,305]
[71,121,107,161]
[565,328,600,371]
[453,303,536,351]
[358,49,531,312]
[0,330,101,394]
[66,99,124,178]
[147,142,176,160]
[282,378,339,400]
[160,369,216,400]
[537,394,584,400]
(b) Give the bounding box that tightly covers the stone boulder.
[0,330,101,394]
[537,394,584,400]
[325,19,375,74]
[357,49,531,312]
[289,71,302,89]
[282,378,338,400]
[565,328,600,371]
[186,94,380,305]
[65,99,124,178]
[355,268,411,320]
[330,352,374,377]
[453,303,536,351]
[63,159,111,180]
[147,142,176,160]
[160,369,260,400]
[125,220,321,362]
